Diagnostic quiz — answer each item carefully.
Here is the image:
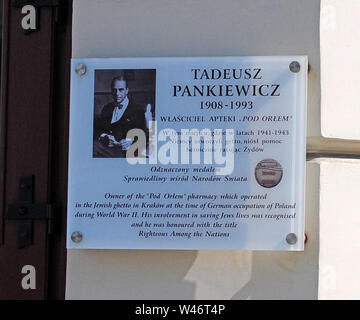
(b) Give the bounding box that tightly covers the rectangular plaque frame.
[67,56,307,250]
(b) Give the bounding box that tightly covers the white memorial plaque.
[67,56,307,250]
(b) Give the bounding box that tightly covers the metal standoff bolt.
[289,61,301,73]
[286,233,298,245]
[75,63,87,76]
[71,231,83,243]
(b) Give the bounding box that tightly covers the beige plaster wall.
[67,0,323,300]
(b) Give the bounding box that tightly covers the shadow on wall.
[231,251,318,300]
[231,165,320,300]
[67,249,198,299]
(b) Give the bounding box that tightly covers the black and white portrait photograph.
[93,69,156,158]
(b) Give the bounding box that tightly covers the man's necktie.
[112,104,124,123]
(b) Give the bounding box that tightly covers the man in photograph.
[93,74,148,158]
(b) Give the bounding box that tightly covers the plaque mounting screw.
[75,63,87,76]
[286,233,298,245]
[71,231,83,243]
[289,61,301,73]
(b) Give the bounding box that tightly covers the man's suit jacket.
[96,99,148,143]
